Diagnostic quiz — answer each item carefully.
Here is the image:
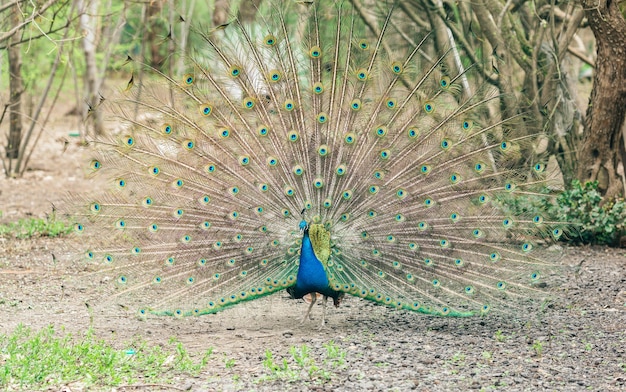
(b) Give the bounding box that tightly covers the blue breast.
[288,230,333,299]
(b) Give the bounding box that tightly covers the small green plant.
[0,215,71,239]
[532,340,544,357]
[554,180,626,245]
[224,357,236,369]
[494,330,507,342]
[0,325,212,390]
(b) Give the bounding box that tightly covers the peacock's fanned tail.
[72,0,564,319]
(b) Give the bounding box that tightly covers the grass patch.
[0,324,212,390]
[260,340,347,383]
[0,216,71,239]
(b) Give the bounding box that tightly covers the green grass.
[0,215,71,239]
[260,341,347,383]
[0,324,213,390]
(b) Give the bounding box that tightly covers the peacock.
[71,0,564,326]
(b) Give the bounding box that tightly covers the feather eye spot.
[424,101,435,113]
[243,97,255,109]
[344,132,356,144]
[200,104,212,116]
[264,34,276,46]
[489,252,501,262]
[375,126,387,137]
[454,258,464,267]
[149,223,158,232]
[267,157,278,167]
[440,139,451,150]
[335,164,346,176]
[450,173,461,184]
[505,182,516,192]
[257,125,269,136]
[284,100,295,111]
[462,120,473,130]
[287,130,299,142]
[440,76,450,89]
[323,198,332,208]
[239,155,250,166]
[356,68,368,81]
[317,112,328,123]
[350,99,361,111]
[309,46,322,58]
[90,159,101,171]
[420,165,431,174]
[269,70,281,82]
[124,136,134,147]
[424,258,433,266]
[380,149,390,159]
[391,61,403,74]
[367,210,377,218]
[318,145,329,156]
[342,190,353,200]
[229,65,242,78]
[293,165,304,176]
[116,179,126,188]
[534,163,545,173]
[313,178,324,188]
[183,74,194,85]
[396,189,406,199]
[407,127,419,139]
[358,39,369,50]
[386,98,396,109]
[258,183,269,192]
[313,82,324,94]
[201,221,211,230]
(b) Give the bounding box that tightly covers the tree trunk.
[578,0,626,198]
[78,0,104,137]
[6,5,23,164]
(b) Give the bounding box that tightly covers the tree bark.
[578,0,626,198]
[6,4,23,163]
[78,0,104,137]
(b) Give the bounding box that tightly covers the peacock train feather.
[71,0,564,324]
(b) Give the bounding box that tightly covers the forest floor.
[1,106,625,391]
